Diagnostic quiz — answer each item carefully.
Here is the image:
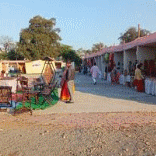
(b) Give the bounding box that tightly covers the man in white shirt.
[90,62,100,85]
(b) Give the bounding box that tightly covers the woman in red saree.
[60,64,71,102]
[60,60,74,103]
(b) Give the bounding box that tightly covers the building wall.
[99,56,102,71]
[25,60,56,74]
[114,52,124,72]
[95,57,98,66]
[100,55,104,76]
[94,56,106,77]
[137,46,156,65]
[124,49,137,71]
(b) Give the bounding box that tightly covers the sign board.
[32,60,41,68]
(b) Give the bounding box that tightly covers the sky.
[0,0,156,50]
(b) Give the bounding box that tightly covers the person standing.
[116,67,121,84]
[111,65,117,85]
[134,64,144,92]
[90,62,100,85]
[60,60,75,103]
[83,65,87,75]
[104,66,108,80]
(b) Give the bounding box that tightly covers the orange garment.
[60,80,71,102]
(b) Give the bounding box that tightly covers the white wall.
[137,46,156,65]
[98,56,101,71]
[95,57,98,66]
[100,55,104,76]
[95,55,108,77]
[124,49,137,71]
[114,52,124,72]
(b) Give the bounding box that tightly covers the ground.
[0,73,156,156]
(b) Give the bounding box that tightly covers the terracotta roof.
[85,32,156,59]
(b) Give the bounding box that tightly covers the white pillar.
[100,55,103,72]
[124,50,127,71]
[98,56,101,70]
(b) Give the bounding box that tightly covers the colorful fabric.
[111,68,117,82]
[15,89,59,110]
[60,80,71,102]
[104,53,109,60]
[133,79,144,92]
[116,72,120,83]
[109,53,114,61]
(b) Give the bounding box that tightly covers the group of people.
[110,63,145,92]
[110,65,121,85]
[88,62,120,85]
[59,61,145,104]
[59,61,103,104]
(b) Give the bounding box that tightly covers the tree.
[7,49,24,60]
[0,35,13,52]
[61,49,82,67]
[118,27,150,43]
[0,52,7,60]
[17,15,61,60]
[76,48,87,58]
[84,49,92,54]
[59,44,73,53]
[91,42,107,53]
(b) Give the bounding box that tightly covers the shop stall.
[136,45,156,95]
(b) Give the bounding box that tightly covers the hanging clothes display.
[149,60,155,76]
[87,59,92,67]
[109,53,114,61]
[104,53,109,61]
[109,53,114,70]
[144,60,149,76]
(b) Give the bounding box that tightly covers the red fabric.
[12,93,23,102]
[88,59,92,67]
[144,60,148,69]
[109,53,114,61]
[144,60,149,76]
[149,60,155,75]
[111,76,116,82]
[60,80,71,102]
[133,79,144,92]
[116,72,120,83]
[111,72,120,83]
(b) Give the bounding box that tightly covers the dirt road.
[0,112,156,156]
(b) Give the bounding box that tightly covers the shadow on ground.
[75,73,156,105]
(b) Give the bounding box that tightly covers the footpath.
[34,73,156,115]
